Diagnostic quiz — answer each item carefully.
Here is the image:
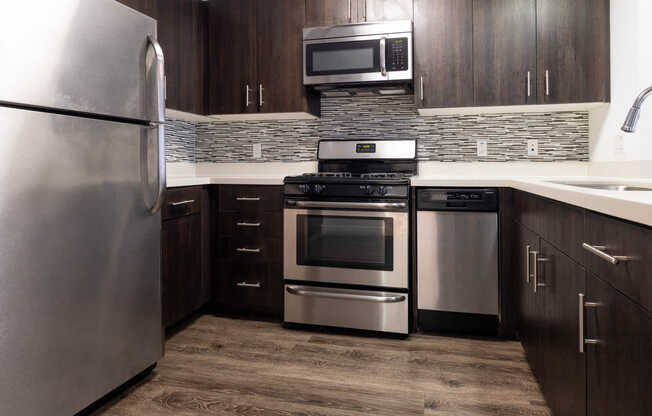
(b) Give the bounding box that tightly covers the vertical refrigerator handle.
[145,35,166,214]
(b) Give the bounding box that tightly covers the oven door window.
[306,40,380,76]
[296,215,393,270]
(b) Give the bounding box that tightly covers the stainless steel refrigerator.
[0,1,166,414]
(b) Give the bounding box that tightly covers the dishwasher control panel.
[417,188,498,211]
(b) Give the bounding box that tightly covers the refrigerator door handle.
[144,36,166,214]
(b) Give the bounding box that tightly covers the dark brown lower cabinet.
[513,190,652,416]
[215,185,284,320]
[162,213,202,328]
[585,273,652,416]
[538,240,585,416]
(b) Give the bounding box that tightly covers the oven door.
[284,201,409,288]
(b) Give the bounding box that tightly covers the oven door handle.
[289,200,407,210]
[286,286,406,303]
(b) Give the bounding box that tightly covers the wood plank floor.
[91,315,551,415]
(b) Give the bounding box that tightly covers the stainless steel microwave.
[303,20,413,86]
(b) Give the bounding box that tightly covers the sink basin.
[546,181,652,191]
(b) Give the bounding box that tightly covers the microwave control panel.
[386,38,409,71]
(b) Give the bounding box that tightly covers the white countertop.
[165,162,652,227]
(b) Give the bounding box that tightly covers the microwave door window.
[307,40,380,76]
[297,215,393,270]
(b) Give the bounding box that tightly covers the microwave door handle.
[380,37,387,77]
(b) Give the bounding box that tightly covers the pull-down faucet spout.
[622,86,652,133]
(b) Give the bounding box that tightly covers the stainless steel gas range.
[283,139,416,335]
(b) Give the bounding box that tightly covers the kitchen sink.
[546,181,652,191]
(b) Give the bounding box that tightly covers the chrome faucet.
[622,86,652,132]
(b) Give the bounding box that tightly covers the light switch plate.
[527,140,539,156]
[253,143,262,159]
[476,140,488,157]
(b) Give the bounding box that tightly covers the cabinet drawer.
[583,212,652,313]
[221,260,283,315]
[163,187,202,220]
[218,211,283,239]
[218,185,282,213]
[219,236,283,262]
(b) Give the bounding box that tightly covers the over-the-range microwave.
[303,20,413,86]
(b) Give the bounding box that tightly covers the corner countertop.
[166,176,285,187]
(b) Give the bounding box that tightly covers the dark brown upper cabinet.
[116,0,207,115]
[207,0,258,114]
[306,0,356,26]
[307,0,411,26]
[207,0,316,115]
[473,0,536,106]
[360,0,413,22]
[414,0,474,108]
[537,0,610,104]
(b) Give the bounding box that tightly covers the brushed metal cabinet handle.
[259,83,264,107]
[237,248,261,253]
[527,71,532,97]
[169,199,195,207]
[582,243,632,265]
[245,84,251,108]
[545,70,550,96]
[236,197,261,201]
[532,251,550,293]
[420,76,424,102]
[237,281,261,288]
[236,222,261,227]
[579,293,601,353]
[525,244,531,283]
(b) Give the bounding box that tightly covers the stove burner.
[302,172,352,178]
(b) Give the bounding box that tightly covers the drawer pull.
[582,243,632,265]
[169,199,195,206]
[236,247,261,253]
[236,197,261,201]
[286,286,406,303]
[237,222,261,227]
[237,281,261,288]
[578,293,602,353]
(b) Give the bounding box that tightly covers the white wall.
[590,0,652,166]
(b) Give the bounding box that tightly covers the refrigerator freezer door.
[0,0,159,122]
[0,107,164,416]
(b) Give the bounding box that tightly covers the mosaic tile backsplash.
[166,95,589,163]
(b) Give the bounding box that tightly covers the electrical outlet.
[252,143,262,159]
[614,134,625,157]
[527,140,539,156]
[476,140,488,157]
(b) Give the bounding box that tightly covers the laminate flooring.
[91,315,551,416]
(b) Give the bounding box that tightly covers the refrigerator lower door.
[0,106,164,416]
[0,0,158,122]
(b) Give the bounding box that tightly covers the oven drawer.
[284,285,408,334]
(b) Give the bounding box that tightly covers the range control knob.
[378,186,388,196]
[298,184,311,194]
[313,184,326,194]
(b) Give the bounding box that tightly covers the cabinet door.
[256,0,310,113]
[473,0,536,106]
[207,0,258,114]
[514,223,544,377]
[162,214,202,328]
[536,0,610,103]
[585,274,652,416]
[306,0,356,26]
[360,0,413,22]
[414,0,473,108]
[539,240,586,416]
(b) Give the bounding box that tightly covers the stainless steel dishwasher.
[416,188,499,334]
